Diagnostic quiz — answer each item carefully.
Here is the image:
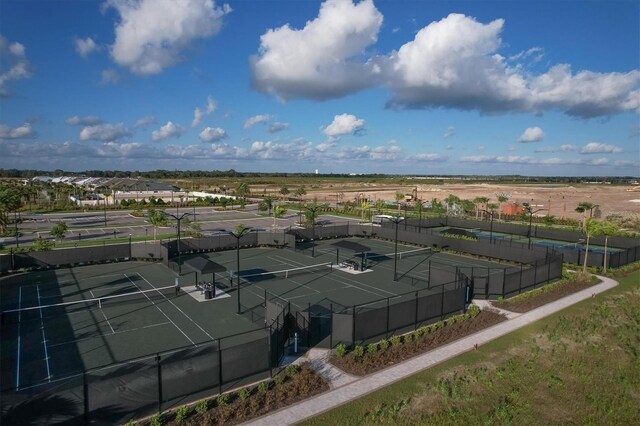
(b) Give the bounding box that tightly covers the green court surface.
[432,225,621,253]
[0,238,517,392]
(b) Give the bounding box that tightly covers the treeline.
[0,168,635,183]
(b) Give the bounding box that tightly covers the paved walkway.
[244,275,618,426]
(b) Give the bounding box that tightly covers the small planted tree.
[147,209,168,241]
[51,222,68,241]
[279,186,290,201]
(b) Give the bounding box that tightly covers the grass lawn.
[302,270,640,425]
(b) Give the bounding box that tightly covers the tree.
[473,197,490,219]
[235,182,250,202]
[147,208,168,241]
[219,197,228,210]
[395,192,404,212]
[360,199,372,221]
[0,185,22,234]
[33,236,55,251]
[582,218,599,273]
[575,201,595,230]
[444,194,461,215]
[496,193,510,220]
[294,187,306,222]
[279,187,290,201]
[51,222,68,241]
[591,220,618,273]
[259,196,274,216]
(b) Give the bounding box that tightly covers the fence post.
[519,264,523,293]
[156,353,162,414]
[547,257,552,282]
[427,260,431,288]
[330,303,333,349]
[386,297,390,338]
[440,284,445,319]
[414,291,419,330]
[218,340,223,395]
[501,268,505,296]
[352,305,356,347]
[533,260,538,287]
[83,372,89,424]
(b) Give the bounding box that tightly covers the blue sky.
[0,0,638,175]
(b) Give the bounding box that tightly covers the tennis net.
[234,262,334,284]
[365,247,432,263]
[1,284,174,325]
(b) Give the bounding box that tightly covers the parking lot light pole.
[167,212,190,274]
[103,196,107,227]
[14,211,19,248]
[389,215,404,281]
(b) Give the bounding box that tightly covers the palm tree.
[147,208,168,241]
[582,218,599,273]
[444,194,461,215]
[496,193,510,220]
[279,187,290,202]
[235,182,250,208]
[591,220,618,273]
[575,201,595,230]
[473,197,490,219]
[295,187,306,221]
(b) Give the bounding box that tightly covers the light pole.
[145,228,148,244]
[481,209,497,243]
[229,226,251,314]
[14,211,19,248]
[389,215,404,281]
[77,232,81,247]
[304,204,322,258]
[167,212,190,274]
[523,203,546,249]
[417,199,422,233]
[128,233,132,258]
[103,195,107,227]
[403,203,408,230]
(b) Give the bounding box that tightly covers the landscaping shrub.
[335,343,347,358]
[174,406,189,423]
[194,400,208,415]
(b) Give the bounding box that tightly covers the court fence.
[0,327,275,425]
[396,216,640,269]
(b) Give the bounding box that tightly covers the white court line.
[124,275,196,346]
[270,254,392,298]
[36,285,52,382]
[49,321,171,348]
[90,290,116,334]
[15,286,22,390]
[137,273,215,341]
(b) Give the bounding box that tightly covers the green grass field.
[302,270,640,425]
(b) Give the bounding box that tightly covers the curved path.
[244,275,618,425]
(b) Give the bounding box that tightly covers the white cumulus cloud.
[74,37,99,57]
[191,96,217,127]
[534,144,577,153]
[323,113,365,137]
[244,114,272,129]
[0,35,33,96]
[0,123,36,139]
[268,122,288,134]
[151,121,185,141]
[580,142,623,154]
[79,123,131,142]
[517,126,545,143]
[133,115,156,128]
[250,0,383,100]
[443,126,455,139]
[65,115,104,126]
[107,0,232,75]
[199,126,227,142]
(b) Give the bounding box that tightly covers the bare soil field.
[306,183,640,220]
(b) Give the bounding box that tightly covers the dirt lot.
[307,183,640,220]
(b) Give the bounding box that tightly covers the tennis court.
[433,225,621,253]
[198,237,521,315]
[1,237,520,393]
[0,261,259,393]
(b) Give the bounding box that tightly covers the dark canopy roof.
[331,240,371,253]
[184,256,227,274]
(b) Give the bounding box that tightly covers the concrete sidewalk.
[244,275,617,426]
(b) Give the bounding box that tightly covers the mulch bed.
[159,364,328,426]
[493,278,599,313]
[331,310,506,376]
